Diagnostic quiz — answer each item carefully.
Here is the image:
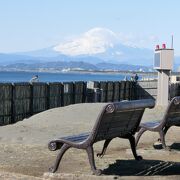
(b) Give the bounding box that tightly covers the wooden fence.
[0,80,179,125]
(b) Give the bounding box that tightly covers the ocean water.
[0,71,128,83]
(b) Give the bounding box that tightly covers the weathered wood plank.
[120,81,126,100]
[125,81,130,100]
[113,81,120,102]
[0,83,12,125]
[99,81,107,102]
[107,81,114,102]
[86,81,100,102]
[63,82,74,106]
[74,82,86,104]
[32,83,48,113]
[49,82,63,108]
[13,83,31,122]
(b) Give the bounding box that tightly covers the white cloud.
[115,51,123,56]
[117,33,159,49]
[54,27,118,56]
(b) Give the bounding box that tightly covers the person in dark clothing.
[134,73,139,82]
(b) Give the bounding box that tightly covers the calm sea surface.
[0,71,128,82]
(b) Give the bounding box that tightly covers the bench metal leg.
[97,139,112,158]
[128,135,142,160]
[135,128,147,147]
[158,126,170,141]
[86,146,102,175]
[163,126,170,136]
[49,144,70,173]
[159,130,170,150]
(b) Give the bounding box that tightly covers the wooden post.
[107,81,114,102]
[46,83,50,110]
[86,89,94,103]
[11,83,15,124]
[49,82,63,108]
[99,81,107,102]
[30,83,33,116]
[13,82,32,122]
[0,83,12,125]
[32,82,48,114]
[93,81,100,102]
[86,81,100,102]
[63,82,75,106]
[125,81,130,100]
[74,82,86,104]
[61,83,64,106]
[82,82,87,103]
[128,82,132,100]
[113,81,120,102]
[129,81,136,100]
[120,81,126,100]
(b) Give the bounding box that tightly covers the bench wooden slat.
[60,132,90,142]
[140,121,160,128]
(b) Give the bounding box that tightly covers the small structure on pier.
[154,43,174,106]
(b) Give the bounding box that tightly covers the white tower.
[154,44,174,106]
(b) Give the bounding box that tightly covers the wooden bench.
[135,96,180,150]
[48,99,155,175]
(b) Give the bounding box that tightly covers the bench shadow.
[170,142,180,151]
[102,159,180,176]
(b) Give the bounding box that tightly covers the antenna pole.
[171,35,174,49]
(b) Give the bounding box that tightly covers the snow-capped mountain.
[54,28,119,56]
[53,27,154,65]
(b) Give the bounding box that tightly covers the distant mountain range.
[0,61,151,72]
[15,44,154,66]
[1,48,179,72]
[0,45,155,72]
[0,28,179,71]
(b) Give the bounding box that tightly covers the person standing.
[134,73,139,82]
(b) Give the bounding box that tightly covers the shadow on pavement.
[102,159,180,176]
[170,143,180,151]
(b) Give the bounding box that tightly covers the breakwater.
[0,80,179,126]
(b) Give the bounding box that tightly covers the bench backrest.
[162,96,180,127]
[90,99,155,142]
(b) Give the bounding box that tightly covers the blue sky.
[0,0,180,55]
